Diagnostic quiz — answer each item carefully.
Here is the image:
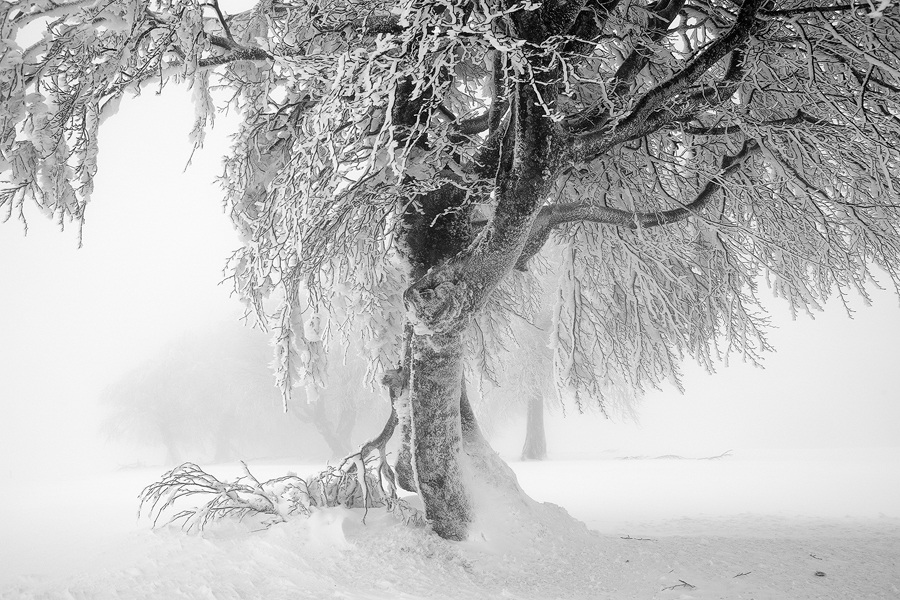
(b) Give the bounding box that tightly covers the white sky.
[1,86,899,480]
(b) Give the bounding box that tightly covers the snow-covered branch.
[513,140,759,270]
[572,0,766,161]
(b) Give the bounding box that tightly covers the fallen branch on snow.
[138,458,424,532]
[662,580,696,591]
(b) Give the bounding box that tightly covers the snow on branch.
[552,140,760,230]
[573,0,767,160]
[139,459,425,533]
[138,462,307,532]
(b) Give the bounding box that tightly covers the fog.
[1,89,899,484]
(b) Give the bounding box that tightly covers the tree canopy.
[4,0,900,538]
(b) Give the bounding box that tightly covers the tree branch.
[311,13,404,35]
[455,112,491,136]
[680,110,837,135]
[204,0,235,44]
[563,0,683,133]
[200,34,273,67]
[572,0,766,162]
[560,0,621,58]
[760,3,857,17]
[610,0,687,98]
[540,0,591,39]
[514,140,760,269]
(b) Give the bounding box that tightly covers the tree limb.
[760,3,857,17]
[455,112,491,136]
[563,0,683,133]
[311,13,404,35]
[680,111,837,135]
[514,140,760,269]
[610,0,687,98]
[200,34,273,67]
[572,0,766,162]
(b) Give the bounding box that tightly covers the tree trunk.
[159,426,182,465]
[408,329,472,540]
[390,59,559,541]
[390,337,527,539]
[290,397,356,459]
[521,392,547,460]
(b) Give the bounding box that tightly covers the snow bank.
[1,449,898,599]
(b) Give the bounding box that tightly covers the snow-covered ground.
[2,446,898,600]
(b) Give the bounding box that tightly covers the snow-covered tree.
[4,0,900,539]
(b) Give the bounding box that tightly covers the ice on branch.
[139,460,425,533]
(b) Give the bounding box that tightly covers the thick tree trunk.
[408,329,472,540]
[389,50,559,541]
[521,392,547,461]
[390,342,527,539]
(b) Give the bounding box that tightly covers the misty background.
[2,88,899,483]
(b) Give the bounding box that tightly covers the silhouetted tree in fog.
[101,325,385,462]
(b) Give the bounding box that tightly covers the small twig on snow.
[662,580,696,591]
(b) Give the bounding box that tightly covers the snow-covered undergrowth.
[137,460,423,533]
[2,449,899,599]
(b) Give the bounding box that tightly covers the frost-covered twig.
[138,457,425,532]
[138,462,310,532]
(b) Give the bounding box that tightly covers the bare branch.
[610,0,687,98]
[563,0,683,133]
[761,3,858,17]
[560,140,760,228]
[680,111,838,136]
[199,36,273,67]
[514,140,760,270]
[573,0,766,162]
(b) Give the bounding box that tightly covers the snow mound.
[7,498,898,600]
[2,450,899,599]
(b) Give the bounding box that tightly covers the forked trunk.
[386,328,528,541]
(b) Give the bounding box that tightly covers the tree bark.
[391,46,560,541]
[381,363,417,492]
[408,329,472,540]
[521,392,547,461]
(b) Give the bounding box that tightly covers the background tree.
[4,0,900,540]
[101,323,387,463]
[465,271,556,461]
